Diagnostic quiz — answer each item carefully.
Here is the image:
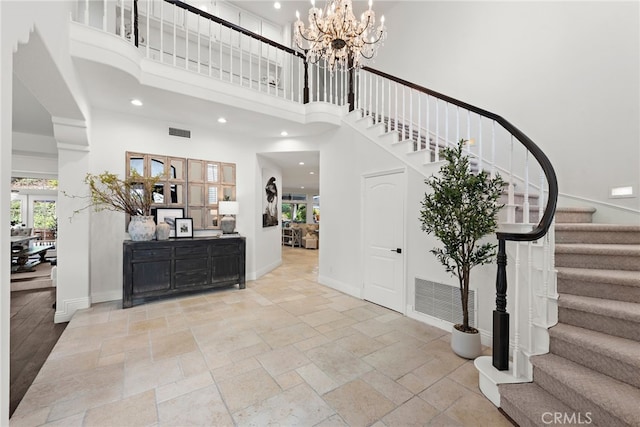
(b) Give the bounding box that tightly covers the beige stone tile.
[333,331,387,358]
[324,379,396,427]
[201,348,233,371]
[84,390,157,426]
[46,383,123,422]
[129,316,168,334]
[361,370,414,406]
[428,413,463,426]
[314,414,350,427]
[397,372,430,394]
[444,393,512,427]
[305,342,373,385]
[97,351,125,368]
[342,306,380,321]
[217,367,281,412]
[256,346,311,377]
[296,363,339,395]
[61,319,128,342]
[42,412,85,427]
[318,325,359,341]
[447,362,482,395]
[100,332,150,357]
[123,357,183,397]
[387,317,448,343]
[8,406,50,427]
[326,294,368,311]
[212,357,261,381]
[363,341,433,380]
[294,334,331,352]
[274,370,305,390]
[419,378,473,411]
[46,336,103,360]
[194,327,265,352]
[383,396,440,426]
[34,350,100,383]
[233,383,335,426]
[178,350,209,377]
[158,384,233,426]
[155,371,214,403]
[299,308,349,327]
[150,330,198,360]
[351,318,395,338]
[259,322,319,348]
[227,341,272,362]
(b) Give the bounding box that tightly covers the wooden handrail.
[165,0,306,59]
[362,65,558,243]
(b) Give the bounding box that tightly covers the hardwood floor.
[10,287,67,417]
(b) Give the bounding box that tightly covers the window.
[282,203,306,223]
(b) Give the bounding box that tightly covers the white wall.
[375,1,640,214]
[255,159,283,278]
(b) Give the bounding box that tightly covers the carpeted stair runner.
[500,209,640,426]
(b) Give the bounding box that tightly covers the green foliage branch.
[66,171,161,218]
[419,140,505,333]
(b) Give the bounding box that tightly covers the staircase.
[499,208,640,427]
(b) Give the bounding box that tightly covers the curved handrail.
[165,0,306,59]
[362,66,558,242]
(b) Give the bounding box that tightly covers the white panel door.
[363,171,405,313]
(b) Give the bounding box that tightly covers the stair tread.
[556,207,597,213]
[531,353,640,424]
[559,294,640,322]
[556,223,640,232]
[557,267,640,287]
[555,243,640,254]
[500,382,576,425]
[550,323,640,366]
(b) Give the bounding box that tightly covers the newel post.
[347,57,355,112]
[133,0,139,47]
[493,238,509,370]
[303,53,310,104]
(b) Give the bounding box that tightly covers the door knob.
[390,248,402,254]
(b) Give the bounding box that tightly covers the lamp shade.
[219,201,239,215]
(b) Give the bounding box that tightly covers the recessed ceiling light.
[218,117,227,124]
[274,2,281,9]
[299,162,305,165]
[280,131,288,137]
[300,186,305,189]
[131,99,143,106]
[309,172,315,175]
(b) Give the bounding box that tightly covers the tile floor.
[10,247,511,426]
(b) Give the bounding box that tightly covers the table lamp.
[219,201,239,234]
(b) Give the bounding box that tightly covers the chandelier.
[294,0,386,71]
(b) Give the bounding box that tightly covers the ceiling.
[259,150,319,193]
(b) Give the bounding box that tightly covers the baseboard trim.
[318,275,362,299]
[54,296,90,323]
[253,258,282,280]
[406,306,493,346]
[91,290,122,304]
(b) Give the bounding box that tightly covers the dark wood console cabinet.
[123,236,245,308]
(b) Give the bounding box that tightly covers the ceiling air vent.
[169,127,191,138]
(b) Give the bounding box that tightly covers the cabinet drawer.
[175,246,207,257]
[131,248,172,261]
[175,257,208,273]
[210,242,241,256]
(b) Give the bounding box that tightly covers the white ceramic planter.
[128,216,156,241]
[450,325,482,359]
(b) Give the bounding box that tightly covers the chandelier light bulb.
[310,0,315,6]
[296,10,300,19]
[369,0,372,10]
[381,15,385,23]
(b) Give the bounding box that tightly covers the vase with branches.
[71,171,162,241]
[419,139,504,357]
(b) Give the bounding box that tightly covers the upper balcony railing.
[74,0,558,375]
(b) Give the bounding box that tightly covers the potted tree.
[81,171,161,241]
[419,139,504,359]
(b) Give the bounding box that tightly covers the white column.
[53,118,91,323]
[0,24,12,424]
